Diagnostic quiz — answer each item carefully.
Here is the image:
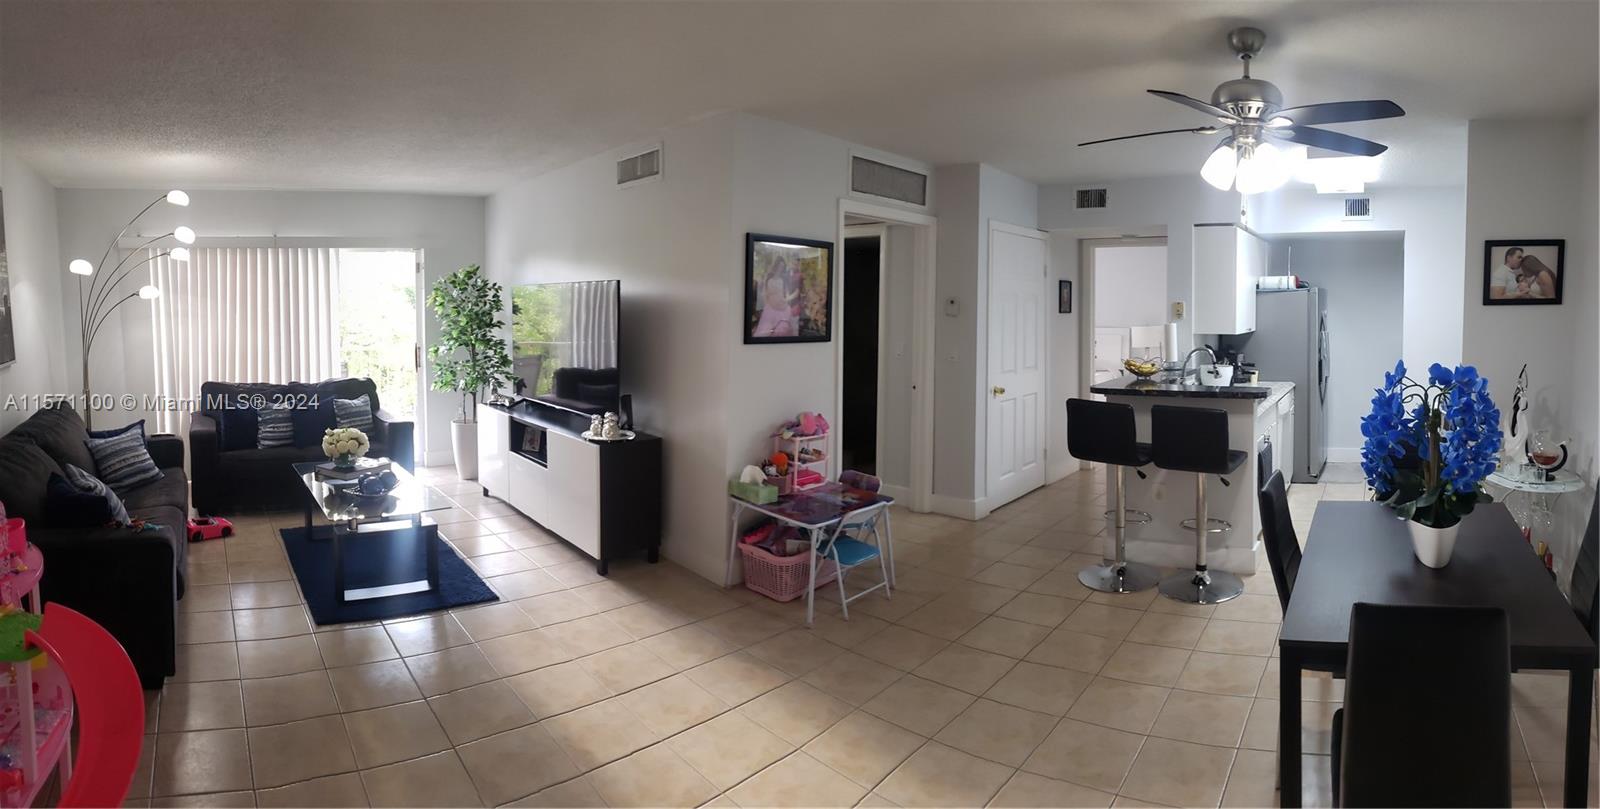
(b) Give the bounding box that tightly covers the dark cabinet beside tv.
[476,402,661,575]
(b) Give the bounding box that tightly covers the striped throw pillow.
[83,421,164,494]
[333,394,374,431]
[257,403,295,448]
[63,463,131,525]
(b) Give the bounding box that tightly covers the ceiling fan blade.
[1273,126,1389,156]
[1078,127,1219,147]
[1147,90,1240,122]
[1275,99,1405,126]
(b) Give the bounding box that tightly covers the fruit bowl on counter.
[1122,358,1162,379]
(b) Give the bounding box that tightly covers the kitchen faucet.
[1181,346,1221,383]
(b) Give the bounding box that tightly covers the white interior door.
[987,225,1047,508]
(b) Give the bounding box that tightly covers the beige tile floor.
[128,463,1596,808]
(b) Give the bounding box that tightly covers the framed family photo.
[1483,240,1563,305]
[744,233,834,344]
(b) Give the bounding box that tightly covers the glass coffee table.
[293,461,450,603]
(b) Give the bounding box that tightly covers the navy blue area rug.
[280,525,498,625]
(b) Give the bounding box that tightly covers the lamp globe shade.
[169,247,191,263]
[166,190,190,206]
[138,285,162,300]
[1200,144,1237,191]
[174,226,196,244]
[69,259,95,276]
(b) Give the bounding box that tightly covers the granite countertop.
[1091,374,1288,400]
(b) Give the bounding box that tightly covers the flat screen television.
[511,279,621,415]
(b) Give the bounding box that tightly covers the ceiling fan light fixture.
[1200,143,1238,191]
[1235,142,1295,195]
[1266,116,1293,128]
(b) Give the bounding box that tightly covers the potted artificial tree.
[428,264,513,480]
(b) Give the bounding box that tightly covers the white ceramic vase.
[1408,520,1459,568]
[451,419,479,481]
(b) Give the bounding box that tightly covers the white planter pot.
[451,420,479,481]
[1408,520,1459,568]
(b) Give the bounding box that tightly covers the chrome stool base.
[1103,508,1153,524]
[1178,516,1232,533]
[1078,561,1162,594]
[1158,569,1245,605]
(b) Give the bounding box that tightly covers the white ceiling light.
[165,189,190,206]
[1296,154,1383,194]
[1200,142,1238,191]
[69,259,94,276]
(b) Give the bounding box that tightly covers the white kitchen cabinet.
[1192,224,1267,335]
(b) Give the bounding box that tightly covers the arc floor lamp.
[69,190,193,428]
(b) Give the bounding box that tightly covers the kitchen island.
[1087,376,1294,575]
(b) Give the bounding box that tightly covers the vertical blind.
[148,247,340,433]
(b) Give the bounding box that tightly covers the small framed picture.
[1058,280,1073,314]
[1483,240,1563,305]
[745,234,834,344]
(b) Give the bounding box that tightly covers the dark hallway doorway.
[842,235,881,475]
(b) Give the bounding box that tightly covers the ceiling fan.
[1079,27,1405,194]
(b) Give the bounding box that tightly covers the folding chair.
[809,500,893,623]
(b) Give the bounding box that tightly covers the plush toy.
[768,452,790,475]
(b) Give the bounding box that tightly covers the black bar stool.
[1151,404,1246,604]
[1066,399,1161,593]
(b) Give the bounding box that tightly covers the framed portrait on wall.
[744,233,834,344]
[1483,240,1563,305]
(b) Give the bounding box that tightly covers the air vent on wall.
[1075,188,1109,210]
[617,148,661,186]
[1343,196,1372,220]
[851,156,927,207]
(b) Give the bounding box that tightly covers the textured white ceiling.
[2,1,1594,194]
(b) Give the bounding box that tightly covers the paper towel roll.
[1163,322,1179,361]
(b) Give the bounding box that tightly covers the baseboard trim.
[928,493,990,521]
[880,483,913,503]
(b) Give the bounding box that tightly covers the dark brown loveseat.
[189,378,413,514]
[0,404,187,687]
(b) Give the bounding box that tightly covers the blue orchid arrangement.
[1360,360,1501,528]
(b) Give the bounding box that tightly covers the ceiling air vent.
[1075,188,1109,210]
[851,156,928,207]
[616,148,661,186]
[1343,196,1372,220]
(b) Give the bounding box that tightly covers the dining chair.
[1572,490,1598,642]
[1330,602,1511,807]
[1257,470,1301,613]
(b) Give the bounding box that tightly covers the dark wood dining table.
[1280,502,1596,807]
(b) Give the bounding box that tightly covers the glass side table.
[1485,466,1584,576]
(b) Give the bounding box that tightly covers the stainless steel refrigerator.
[1225,288,1328,482]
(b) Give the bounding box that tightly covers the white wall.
[489,111,934,582]
[0,152,67,431]
[1563,112,1599,591]
[1093,245,1167,328]
[1462,117,1596,584]
[488,115,736,583]
[1247,186,1465,372]
[1274,235,1405,456]
[53,189,485,463]
[931,164,1039,513]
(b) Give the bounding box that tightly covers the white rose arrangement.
[322,427,371,467]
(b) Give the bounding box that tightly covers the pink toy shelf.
[771,412,830,494]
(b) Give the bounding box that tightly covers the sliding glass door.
[337,249,422,452]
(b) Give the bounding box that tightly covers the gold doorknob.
[992,386,1006,396]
